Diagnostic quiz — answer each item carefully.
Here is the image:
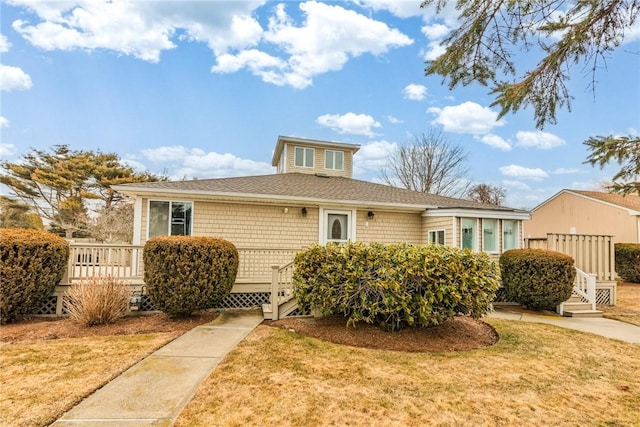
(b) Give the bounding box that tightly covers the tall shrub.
[500,249,575,310]
[293,242,499,331]
[0,228,69,323]
[143,236,238,316]
[615,243,640,283]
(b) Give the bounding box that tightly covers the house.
[523,189,640,243]
[110,136,529,315]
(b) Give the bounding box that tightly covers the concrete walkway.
[52,310,264,426]
[488,309,640,344]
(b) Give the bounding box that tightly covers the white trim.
[451,217,457,248]
[294,146,314,168]
[428,229,446,245]
[319,207,356,244]
[424,208,529,220]
[324,150,345,171]
[146,199,194,239]
[132,197,142,245]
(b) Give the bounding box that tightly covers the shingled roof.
[115,173,519,212]
[570,190,640,212]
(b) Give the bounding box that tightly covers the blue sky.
[1,0,639,209]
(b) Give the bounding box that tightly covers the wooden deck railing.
[525,233,615,282]
[63,244,300,285]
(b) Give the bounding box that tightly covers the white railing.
[270,261,295,321]
[574,267,597,311]
[65,244,145,284]
[64,244,299,285]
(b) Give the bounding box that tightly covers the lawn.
[601,281,640,326]
[175,320,640,426]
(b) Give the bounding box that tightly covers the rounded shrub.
[615,243,640,283]
[293,242,499,331]
[143,236,239,316]
[0,228,70,323]
[500,249,575,310]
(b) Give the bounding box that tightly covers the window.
[294,147,314,168]
[429,230,445,245]
[321,209,354,244]
[503,220,518,250]
[325,150,344,170]
[149,201,192,238]
[461,218,477,250]
[483,219,498,252]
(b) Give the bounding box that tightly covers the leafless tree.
[381,130,469,197]
[466,183,506,206]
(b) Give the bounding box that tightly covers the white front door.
[320,208,355,244]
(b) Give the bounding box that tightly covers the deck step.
[561,309,604,318]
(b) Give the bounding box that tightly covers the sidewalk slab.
[52,309,264,426]
[488,310,640,344]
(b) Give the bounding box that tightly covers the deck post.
[271,265,280,321]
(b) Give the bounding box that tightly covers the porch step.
[561,309,604,318]
[561,302,593,312]
[262,294,298,320]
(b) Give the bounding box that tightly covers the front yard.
[601,281,640,326]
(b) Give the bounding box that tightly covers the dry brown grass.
[601,282,640,326]
[176,319,640,427]
[0,332,180,427]
[66,276,131,326]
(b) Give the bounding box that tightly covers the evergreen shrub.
[500,249,575,310]
[293,242,499,331]
[615,243,640,283]
[143,236,238,316]
[0,228,70,323]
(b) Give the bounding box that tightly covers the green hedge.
[500,249,575,310]
[143,236,239,316]
[615,243,640,283]
[0,228,69,323]
[293,242,499,331]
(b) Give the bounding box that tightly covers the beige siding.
[523,192,639,243]
[284,143,353,177]
[423,216,454,246]
[356,210,422,244]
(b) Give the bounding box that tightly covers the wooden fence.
[525,234,615,282]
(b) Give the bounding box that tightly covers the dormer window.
[295,147,314,168]
[325,150,344,170]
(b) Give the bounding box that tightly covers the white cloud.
[0,65,33,91]
[499,164,548,181]
[0,142,16,157]
[515,130,565,149]
[421,23,450,39]
[316,112,381,137]
[553,167,580,174]
[402,83,427,101]
[215,1,413,89]
[0,34,11,52]
[353,139,397,176]
[428,101,505,135]
[0,116,9,128]
[478,134,511,151]
[502,180,531,191]
[421,40,447,61]
[140,145,273,180]
[10,1,264,62]
[386,115,403,124]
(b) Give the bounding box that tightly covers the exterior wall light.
[367,211,375,220]
[301,207,307,217]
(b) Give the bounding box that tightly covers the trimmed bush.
[0,228,70,323]
[615,243,640,283]
[293,242,499,331]
[66,276,131,326]
[143,236,239,316]
[500,249,575,310]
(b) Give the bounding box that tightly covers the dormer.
[271,135,361,178]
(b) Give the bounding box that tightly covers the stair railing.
[270,261,295,321]
[574,267,597,311]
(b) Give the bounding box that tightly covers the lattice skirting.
[37,291,271,316]
[491,287,615,306]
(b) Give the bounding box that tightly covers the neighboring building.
[524,189,640,243]
[114,135,529,293]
